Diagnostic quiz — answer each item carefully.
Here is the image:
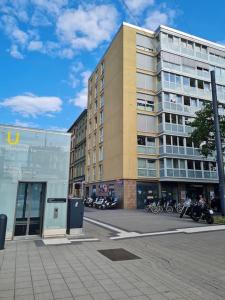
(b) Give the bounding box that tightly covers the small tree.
[189,103,225,157]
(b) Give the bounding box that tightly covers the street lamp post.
[211,70,225,215]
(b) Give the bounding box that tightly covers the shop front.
[0,125,71,240]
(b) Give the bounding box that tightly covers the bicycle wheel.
[166,206,173,213]
[151,205,160,214]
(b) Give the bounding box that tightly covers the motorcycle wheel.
[206,216,214,224]
[180,208,185,218]
[177,205,183,214]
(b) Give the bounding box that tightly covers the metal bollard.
[0,214,7,250]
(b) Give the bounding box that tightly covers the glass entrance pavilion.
[0,125,71,240]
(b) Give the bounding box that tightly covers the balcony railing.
[137,145,157,155]
[159,145,208,158]
[158,123,193,134]
[138,169,157,177]
[158,101,201,114]
[160,168,218,180]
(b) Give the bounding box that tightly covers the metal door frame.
[13,181,47,238]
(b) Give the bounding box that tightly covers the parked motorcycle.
[180,199,193,218]
[191,203,214,224]
[101,197,119,209]
[93,197,105,209]
[84,197,94,207]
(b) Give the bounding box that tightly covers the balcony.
[138,168,157,177]
[163,81,182,93]
[159,145,214,159]
[161,41,209,63]
[159,101,200,115]
[164,123,184,134]
[160,168,218,180]
[137,145,157,155]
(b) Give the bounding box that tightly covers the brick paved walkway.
[0,220,225,300]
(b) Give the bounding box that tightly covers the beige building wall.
[103,29,123,181]
[122,25,137,180]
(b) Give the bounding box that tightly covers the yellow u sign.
[7,131,20,145]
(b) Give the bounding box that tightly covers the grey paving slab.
[84,207,207,233]
[1,211,225,300]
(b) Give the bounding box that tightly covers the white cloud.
[9,45,24,59]
[27,40,43,51]
[31,0,68,16]
[69,62,84,88]
[69,70,91,108]
[144,8,176,30]
[49,126,67,132]
[14,119,38,128]
[56,4,119,51]
[124,0,154,14]
[0,93,63,117]
[70,87,88,109]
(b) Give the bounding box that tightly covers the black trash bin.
[0,214,7,250]
[67,198,84,234]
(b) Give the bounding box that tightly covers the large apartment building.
[68,109,87,197]
[85,22,225,208]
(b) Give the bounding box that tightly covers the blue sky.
[0,0,225,131]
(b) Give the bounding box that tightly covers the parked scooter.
[191,203,214,224]
[100,196,119,209]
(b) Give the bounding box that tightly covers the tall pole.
[211,70,225,215]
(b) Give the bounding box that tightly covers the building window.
[99,146,103,161]
[93,166,96,181]
[100,111,104,125]
[94,100,98,112]
[100,94,104,108]
[137,93,154,111]
[101,62,104,75]
[99,164,103,178]
[137,114,156,132]
[136,33,154,52]
[100,77,104,90]
[137,72,154,90]
[93,150,96,164]
[138,158,156,177]
[164,72,181,85]
[95,69,98,83]
[99,128,104,142]
[87,152,90,166]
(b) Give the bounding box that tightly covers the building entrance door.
[14,182,46,237]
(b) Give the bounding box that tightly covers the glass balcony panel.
[158,123,163,132]
[167,169,173,176]
[180,170,187,177]
[188,170,195,178]
[159,146,164,154]
[166,145,172,154]
[196,52,208,61]
[179,147,185,154]
[194,148,201,156]
[204,171,210,178]
[138,169,147,176]
[181,47,194,56]
[195,170,203,178]
[174,169,180,177]
[148,170,157,177]
[210,171,218,179]
[160,169,165,176]
[186,147,194,155]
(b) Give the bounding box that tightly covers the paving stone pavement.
[0,220,225,300]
